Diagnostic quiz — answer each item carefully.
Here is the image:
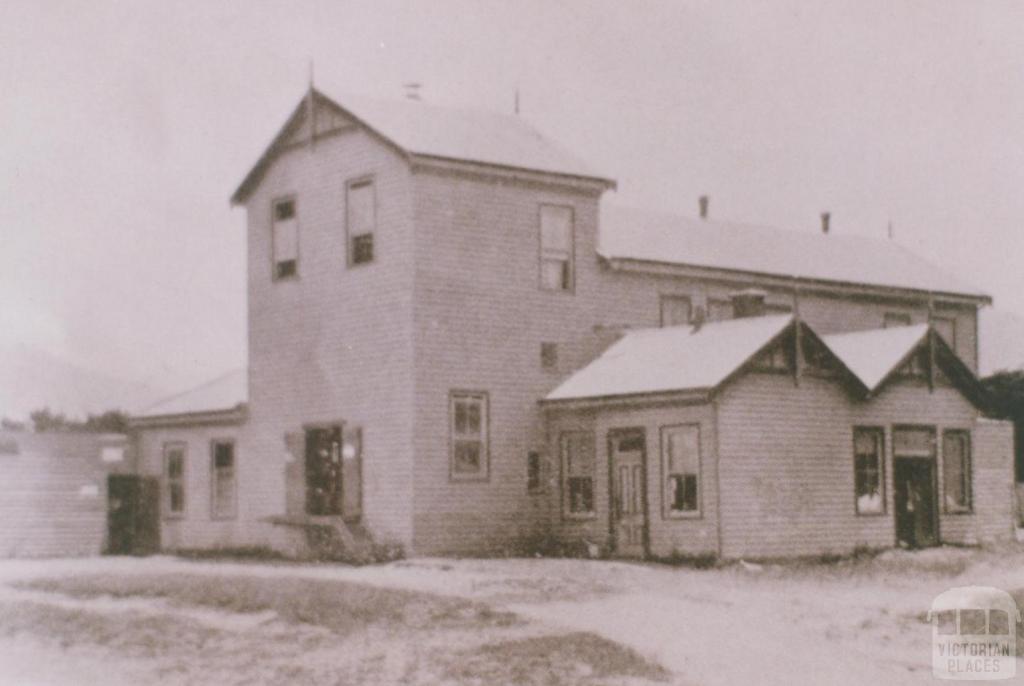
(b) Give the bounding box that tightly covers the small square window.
[540,205,574,292]
[540,342,558,370]
[884,312,912,328]
[352,234,374,264]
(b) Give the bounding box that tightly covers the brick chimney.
[699,195,709,220]
[730,289,768,318]
[820,212,830,235]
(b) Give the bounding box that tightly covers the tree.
[982,370,1024,483]
[28,407,129,433]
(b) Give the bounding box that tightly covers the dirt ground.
[2,545,1024,685]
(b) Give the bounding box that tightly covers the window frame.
[448,390,490,482]
[346,176,377,267]
[271,195,299,281]
[209,438,237,520]
[561,430,597,520]
[538,204,575,293]
[660,424,703,519]
[659,294,693,327]
[540,342,558,371]
[527,450,544,494]
[942,429,973,515]
[853,426,887,516]
[163,442,187,519]
[883,311,912,328]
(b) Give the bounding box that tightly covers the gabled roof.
[823,325,987,408]
[545,315,793,402]
[822,325,931,392]
[599,206,989,301]
[232,89,614,204]
[133,368,247,421]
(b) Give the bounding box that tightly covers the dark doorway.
[305,425,343,516]
[107,475,160,555]
[608,428,648,558]
[894,458,938,548]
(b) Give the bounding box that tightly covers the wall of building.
[133,422,260,551]
[715,370,1006,559]
[0,431,128,557]
[405,162,981,554]
[244,121,418,549]
[409,169,609,553]
[544,402,719,558]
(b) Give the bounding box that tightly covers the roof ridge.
[141,368,246,413]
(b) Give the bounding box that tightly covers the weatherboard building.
[128,87,1014,559]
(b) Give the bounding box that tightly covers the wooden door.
[609,429,647,557]
[894,457,938,548]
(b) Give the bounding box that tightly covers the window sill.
[563,512,597,522]
[665,511,702,520]
[449,474,490,484]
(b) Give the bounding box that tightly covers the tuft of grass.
[448,631,671,684]
[17,574,517,636]
[652,550,719,569]
[173,546,290,562]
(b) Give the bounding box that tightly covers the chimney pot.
[699,195,709,219]
[730,288,768,318]
[821,212,830,234]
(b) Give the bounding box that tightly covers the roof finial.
[308,58,315,90]
[887,219,894,240]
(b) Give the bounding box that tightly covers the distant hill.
[0,344,169,421]
[980,308,1024,377]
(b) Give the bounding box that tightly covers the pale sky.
[3,0,1023,399]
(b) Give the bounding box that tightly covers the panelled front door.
[609,428,647,557]
[894,457,938,548]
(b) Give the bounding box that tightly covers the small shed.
[0,430,131,557]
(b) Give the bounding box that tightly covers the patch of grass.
[17,574,517,636]
[173,546,290,562]
[447,631,671,685]
[651,550,719,569]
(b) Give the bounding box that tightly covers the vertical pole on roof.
[792,277,802,387]
[307,59,316,148]
[927,292,936,393]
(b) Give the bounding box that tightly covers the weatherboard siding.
[715,372,1004,559]
[544,403,719,557]
[409,168,609,553]
[134,423,254,550]
[245,125,416,549]
[0,433,126,558]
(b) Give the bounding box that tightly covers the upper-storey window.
[884,311,912,328]
[272,198,298,280]
[539,205,574,292]
[659,295,692,327]
[347,178,376,266]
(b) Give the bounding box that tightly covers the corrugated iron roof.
[335,91,610,182]
[545,315,793,402]
[135,368,247,419]
[600,206,988,300]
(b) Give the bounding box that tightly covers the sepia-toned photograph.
[3,1,1024,683]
